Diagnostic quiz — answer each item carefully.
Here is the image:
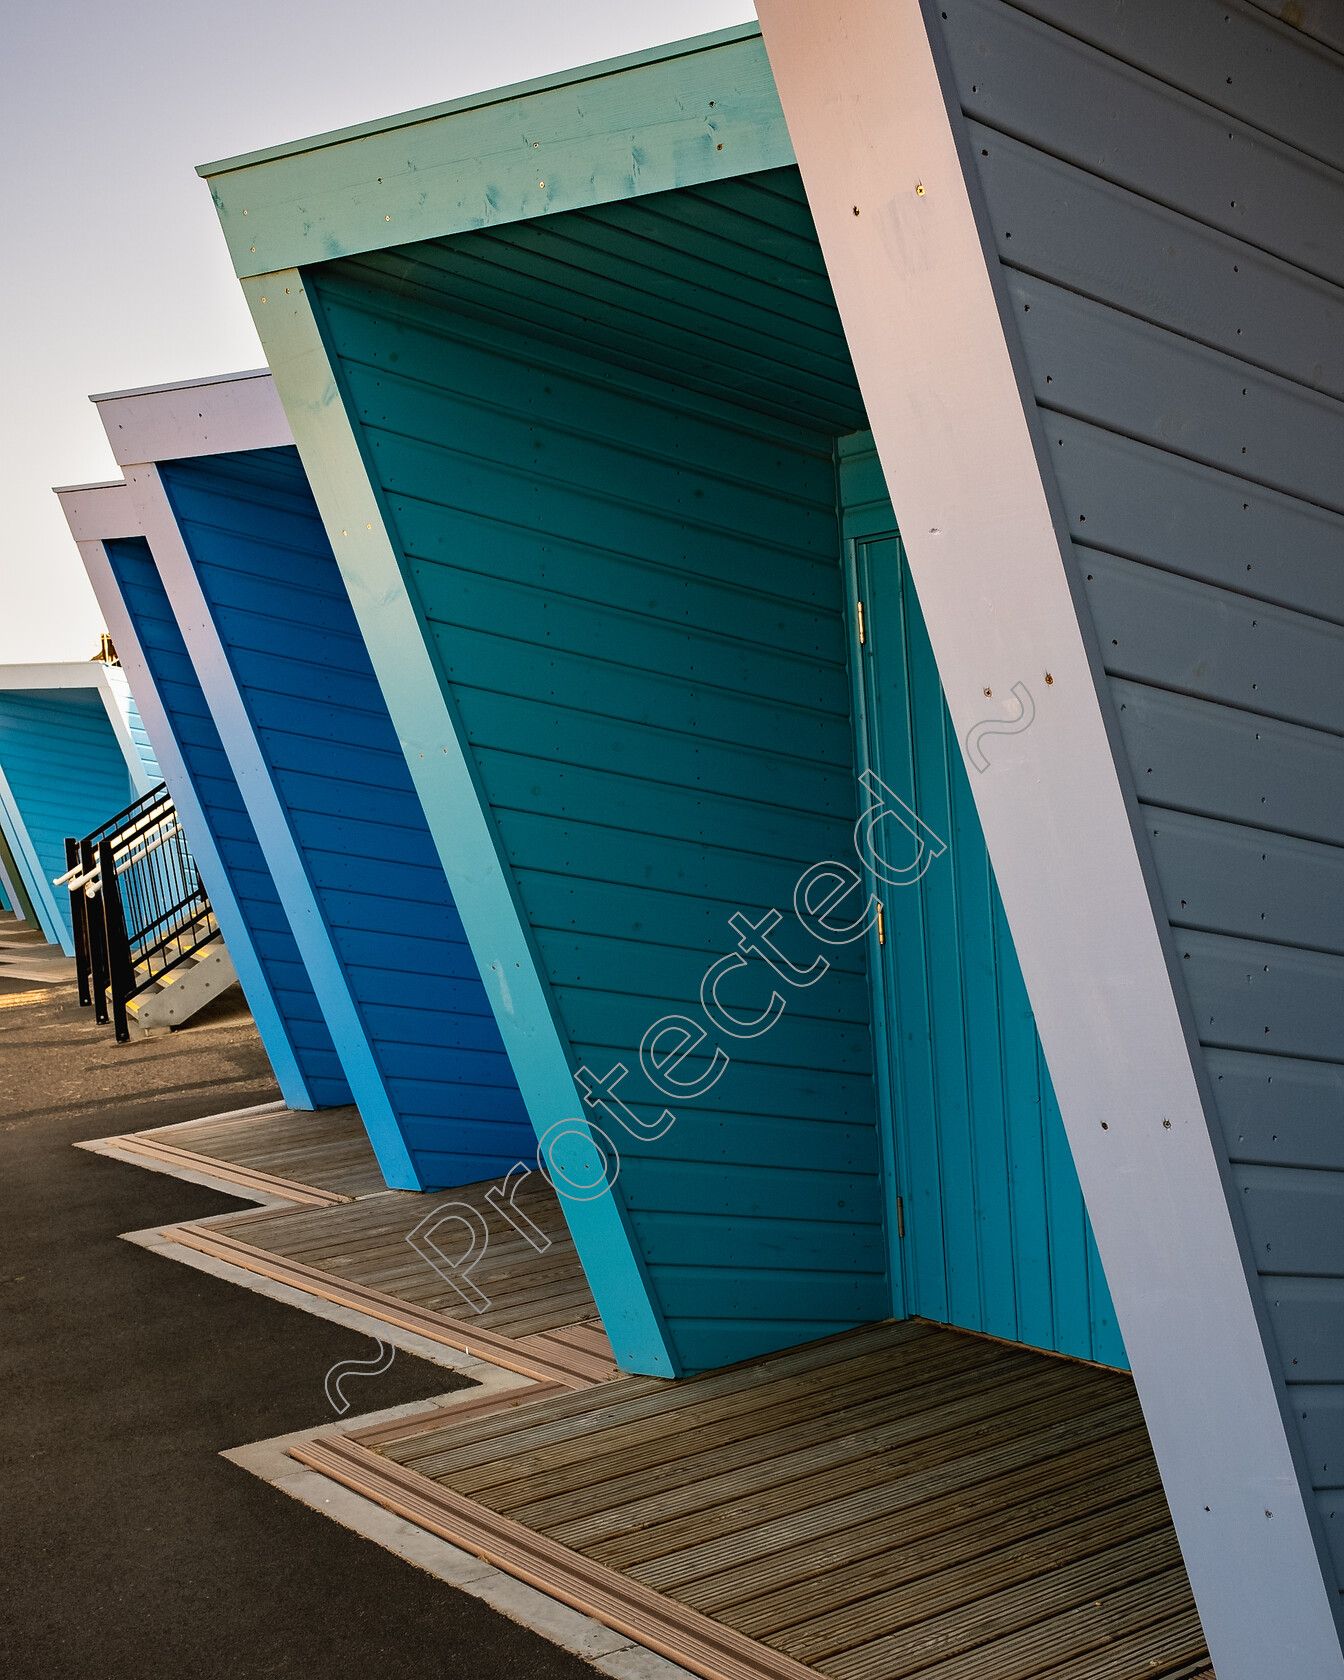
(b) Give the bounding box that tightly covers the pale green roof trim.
[198,25,794,281]
[198,22,762,176]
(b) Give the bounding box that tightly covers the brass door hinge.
[856,599,866,644]
[896,1194,905,1239]
[877,904,885,945]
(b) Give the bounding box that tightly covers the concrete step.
[126,944,239,1037]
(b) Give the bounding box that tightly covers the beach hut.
[195,4,1344,1669]
[56,476,353,1108]
[0,660,159,952]
[92,372,533,1190]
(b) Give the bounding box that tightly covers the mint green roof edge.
[197,21,762,178]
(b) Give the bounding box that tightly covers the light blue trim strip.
[127,461,418,1187]
[79,534,314,1110]
[94,665,158,795]
[247,272,680,1375]
[0,838,21,920]
[0,766,66,949]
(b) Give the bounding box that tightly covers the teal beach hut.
[93,372,533,1192]
[197,7,1344,1668]
[0,660,159,953]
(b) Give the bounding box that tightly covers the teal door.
[843,471,1125,1367]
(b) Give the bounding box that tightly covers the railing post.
[99,839,134,1044]
[65,837,91,1008]
[83,838,109,1025]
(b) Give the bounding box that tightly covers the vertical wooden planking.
[841,438,1124,1366]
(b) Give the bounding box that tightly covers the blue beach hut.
[195,6,1344,1667]
[56,476,352,1111]
[0,660,159,952]
[93,372,533,1191]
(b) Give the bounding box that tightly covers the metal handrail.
[61,814,184,896]
[63,783,219,1040]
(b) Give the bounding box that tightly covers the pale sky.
[1,0,755,665]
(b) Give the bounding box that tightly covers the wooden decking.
[164,1167,617,1388]
[296,1321,1213,1680]
[100,1103,387,1204]
[94,1102,616,1388]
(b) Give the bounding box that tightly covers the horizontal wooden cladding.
[1050,417,1344,628]
[1208,1049,1344,1173]
[944,0,1344,287]
[0,691,134,879]
[1013,272,1344,517]
[1084,552,1344,736]
[1145,808,1344,958]
[1261,1276,1344,1384]
[1008,0,1343,173]
[334,168,865,433]
[358,1321,1206,1679]
[951,0,1344,1547]
[1234,1163,1344,1277]
[159,447,529,1180]
[309,173,884,1369]
[1180,929,1344,1064]
[104,538,352,1106]
[1112,681,1344,849]
[973,125,1344,403]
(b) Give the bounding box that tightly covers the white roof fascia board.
[95,370,291,468]
[0,662,109,692]
[53,480,141,542]
[757,3,1344,1676]
[55,482,314,1111]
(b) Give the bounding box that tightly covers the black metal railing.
[60,784,218,1041]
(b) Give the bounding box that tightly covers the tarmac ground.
[0,978,604,1679]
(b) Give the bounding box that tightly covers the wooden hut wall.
[839,430,1125,1370]
[151,444,534,1189]
[928,0,1344,1588]
[286,160,1117,1374]
[0,685,141,952]
[100,532,352,1108]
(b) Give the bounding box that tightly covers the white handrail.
[55,813,183,894]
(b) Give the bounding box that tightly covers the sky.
[0,0,755,665]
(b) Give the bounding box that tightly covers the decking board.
[625,1399,1149,1591]
[104,1104,388,1200]
[336,1322,1208,1679]
[194,1171,595,1337]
